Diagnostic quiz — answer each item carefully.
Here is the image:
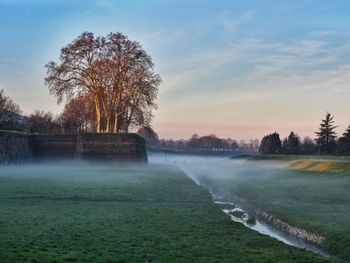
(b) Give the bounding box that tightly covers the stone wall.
[32,134,77,160]
[0,131,147,164]
[0,131,32,164]
[76,133,148,162]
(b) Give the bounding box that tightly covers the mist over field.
[149,152,282,184]
[149,152,350,259]
[1,160,337,262]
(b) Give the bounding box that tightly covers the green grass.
[189,159,350,260]
[0,162,335,263]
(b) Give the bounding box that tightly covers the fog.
[0,155,334,257]
[148,152,284,195]
[0,161,151,198]
[148,152,330,256]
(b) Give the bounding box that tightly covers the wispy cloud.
[159,46,240,92]
[160,31,350,93]
[217,9,256,32]
[157,30,350,138]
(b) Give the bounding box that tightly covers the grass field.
[0,162,335,263]
[183,158,350,260]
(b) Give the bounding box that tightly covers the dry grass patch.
[288,160,350,173]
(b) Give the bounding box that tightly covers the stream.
[149,152,331,258]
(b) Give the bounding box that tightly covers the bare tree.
[45,31,161,134]
[0,89,21,116]
[45,32,105,133]
[59,94,95,134]
[28,110,61,134]
[122,64,160,131]
[103,32,160,132]
[0,89,22,130]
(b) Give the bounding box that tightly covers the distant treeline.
[1,87,155,135]
[0,88,71,134]
[0,90,257,154]
[259,112,350,156]
[137,127,259,153]
[3,88,349,156]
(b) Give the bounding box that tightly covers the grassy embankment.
[288,159,350,173]
[0,162,334,263]
[249,154,350,161]
[193,157,350,260]
[250,154,350,172]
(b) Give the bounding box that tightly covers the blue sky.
[0,0,349,139]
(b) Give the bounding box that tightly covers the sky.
[0,0,349,140]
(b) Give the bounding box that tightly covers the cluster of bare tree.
[0,89,23,130]
[59,94,95,134]
[137,128,252,153]
[45,32,161,134]
[0,90,60,133]
[157,135,259,153]
[186,134,239,151]
[27,110,62,134]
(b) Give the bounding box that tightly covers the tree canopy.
[45,32,161,134]
[301,136,317,155]
[259,132,282,154]
[282,131,301,155]
[337,125,350,155]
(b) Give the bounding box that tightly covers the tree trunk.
[101,100,111,133]
[113,113,119,133]
[94,96,101,133]
[106,116,110,133]
[104,106,110,133]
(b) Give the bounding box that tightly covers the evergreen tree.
[315,112,337,155]
[337,125,350,155]
[301,136,317,155]
[259,132,282,154]
[282,131,301,155]
[259,135,267,154]
[282,138,288,154]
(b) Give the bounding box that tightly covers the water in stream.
[149,152,330,257]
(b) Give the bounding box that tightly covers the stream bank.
[148,153,337,260]
[210,193,330,258]
[181,166,331,258]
